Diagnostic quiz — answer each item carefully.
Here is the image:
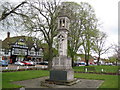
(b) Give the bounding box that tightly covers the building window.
[14,49,19,55]
[5,50,9,55]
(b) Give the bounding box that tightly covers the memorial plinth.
[50,56,74,82]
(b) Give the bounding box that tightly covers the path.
[12,76,104,89]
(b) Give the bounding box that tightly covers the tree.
[0,1,27,35]
[62,2,83,66]
[93,31,111,65]
[0,1,27,21]
[112,43,120,65]
[80,2,99,66]
[62,2,99,66]
[41,43,58,61]
[109,56,118,65]
[17,0,60,69]
[1,0,101,67]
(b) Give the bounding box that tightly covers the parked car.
[0,60,8,67]
[14,61,25,66]
[28,61,35,66]
[38,61,48,65]
[74,62,86,66]
[21,61,35,66]
[74,62,80,66]
[106,63,113,66]
[33,61,38,65]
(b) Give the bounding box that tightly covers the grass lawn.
[75,73,119,89]
[2,69,119,89]
[2,70,49,88]
[73,65,118,73]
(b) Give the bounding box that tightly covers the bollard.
[27,66,28,69]
[46,66,48,68]
[20,87,25,90]
[17,66,19,70]
[42,66,44,69]
[45,66,47,68]
[85,68,87,72]
[34,65,37,70]
[101,69,104,72]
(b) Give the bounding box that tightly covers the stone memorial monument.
[45,5,77,85]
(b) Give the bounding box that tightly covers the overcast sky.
[67,0,118,44]
[66,0,118,58]
[0,0,119,58]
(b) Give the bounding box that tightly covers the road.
[0,64,48,71]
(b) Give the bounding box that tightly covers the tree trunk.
[71,55,74,67]
[86,60,89,66]
[85,54,89,66]
[116,61,117,66]
[97,57,100,65]
[48,43,53,70]
[97,54,100,65]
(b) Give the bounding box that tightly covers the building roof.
[2,36,36,50]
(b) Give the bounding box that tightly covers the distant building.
[1,32,43,63]
[76,54,95,65]
[93,56,106,65]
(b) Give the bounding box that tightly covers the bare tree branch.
[0,1,27,21]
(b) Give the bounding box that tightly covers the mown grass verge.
[2,70,49,88]
[75,73,119,89]
[2,69,119,89]
[73,65,118,73]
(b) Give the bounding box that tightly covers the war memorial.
[41,5,80,86]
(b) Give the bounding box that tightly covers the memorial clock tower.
[57,9,70,57]
[48,5,75,84]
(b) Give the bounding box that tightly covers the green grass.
[2,70,49,88]
[0,72,2,90]
[73,65,118,73]
[2,69,119,89]
[75,73,119,88]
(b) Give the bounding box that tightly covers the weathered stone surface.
[52,56,72,70]
[50,55,74,82]
[50,70,74,81]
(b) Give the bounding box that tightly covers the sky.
[0,0,119,58]
[68,0,118,58]
[67,0,118,44]
[69,0,119,58]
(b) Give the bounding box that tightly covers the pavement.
[0,64,48,71]
[12,76,104,89]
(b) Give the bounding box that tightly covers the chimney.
[7,32,10,38]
